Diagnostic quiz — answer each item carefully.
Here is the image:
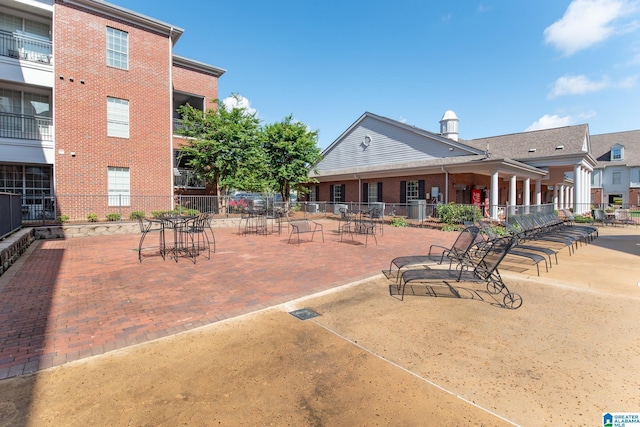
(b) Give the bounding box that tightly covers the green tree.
[176,95,268,200]
[262,115,322,201]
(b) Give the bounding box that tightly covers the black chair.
[383,225,480,282]
[395,236,522,309]
[137,218,165,262]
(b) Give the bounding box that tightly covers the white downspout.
[442,166,449,203]
[169,27,175,209]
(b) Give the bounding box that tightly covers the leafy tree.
[176,95,268,199]
[262,115,322,201]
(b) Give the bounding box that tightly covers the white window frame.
[611,147,622,161]
[107,97,129,138]
[333,185,343,203]
[368,182,378,204]
[106,27,128,69]
[406,180,419,201]
[612,171,621,185]
[108,166,130,206]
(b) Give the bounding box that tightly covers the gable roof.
[312,112,547,181]
[464,124,591,161]
[321,111,482,158]
[590,129,640,167]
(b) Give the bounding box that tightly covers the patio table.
[159,215,197,261]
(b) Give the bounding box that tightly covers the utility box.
[408,199,426,221]
[334,204,348,215]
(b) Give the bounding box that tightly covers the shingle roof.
[590,130,640,167]
[462,125,590,160]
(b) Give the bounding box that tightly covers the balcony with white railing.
[0,112,53,141]
[0,29,52,65]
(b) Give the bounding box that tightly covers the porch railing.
[0,112,53,141]
[0,29,52,64]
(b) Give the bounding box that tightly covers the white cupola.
[439,110,459,141]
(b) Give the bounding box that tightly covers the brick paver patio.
[0,220,458,379]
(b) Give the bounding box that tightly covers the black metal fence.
[11,191,615,226]
[0,192,22,239]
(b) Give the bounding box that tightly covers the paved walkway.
[0,220,460,379]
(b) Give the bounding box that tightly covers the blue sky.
[111,0,639,150]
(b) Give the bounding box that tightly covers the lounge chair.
[394,235,522,309]
[382,225,480,282]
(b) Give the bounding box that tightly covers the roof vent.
[528,148,536,152]
[555,145,564,150]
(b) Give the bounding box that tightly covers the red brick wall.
[172,64,219,110]
[54,1,173,218]
[310,173,539,205]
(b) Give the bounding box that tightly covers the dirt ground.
[0,226,639,426]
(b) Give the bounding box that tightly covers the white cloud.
[525,111,596,131]
[222,95,258,116]
[548,74,610,98]
[525,114,574,131]
[544,0,639,56]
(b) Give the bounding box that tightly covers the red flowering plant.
[229,199,248,214]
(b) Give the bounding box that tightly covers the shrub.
[436,203,481,225]
[87,213,98,222]
[57,215,69,223]
[573,214,594,224]
[151,210,166,218]
[440,223,462,232]
[106,213,121,222]
[391,216,408,227]
[129,211,145,220]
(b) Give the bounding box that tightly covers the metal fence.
[12,192,606,226]
[0,192,22,239]
[0,29,52,64]
[0,112,53,141]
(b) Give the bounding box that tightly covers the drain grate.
[289,308,320,320]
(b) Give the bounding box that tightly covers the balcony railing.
[174,167,206,188]
[0,30,52,65]
[0,112,53,141]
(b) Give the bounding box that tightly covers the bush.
[573,214,594,224]
[436,203,481,225]
[87,213,98,222]
[391,216,408,227]
[129,211,145,220]
[57,215,69,223]
[151,210,166,218]
[440,223,462,232]
[106,213,121,222]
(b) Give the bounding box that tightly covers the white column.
[491,171,499,220]
[535,179,542,206]
[574,164,582,213]
[559,184,565,210]
[509,175,517,215]
[586,169,592,210]
[553,185,559,211]
[523,177,530,214]
[568,186,574,209]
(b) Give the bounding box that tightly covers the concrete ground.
[0,220,638,426]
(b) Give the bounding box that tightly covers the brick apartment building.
[0,0,224,221]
